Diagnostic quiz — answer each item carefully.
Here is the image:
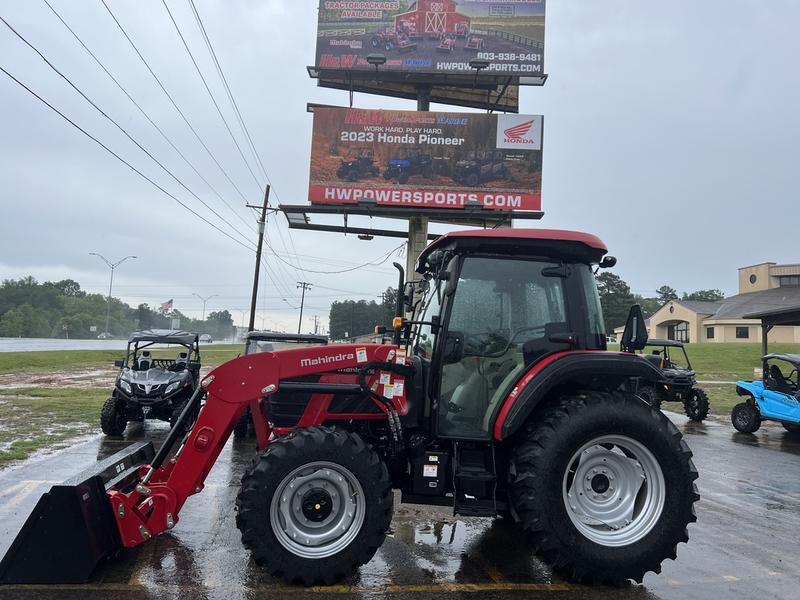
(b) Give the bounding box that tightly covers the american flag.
[160,299,174,312]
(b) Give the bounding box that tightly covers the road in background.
[0,413,798,600]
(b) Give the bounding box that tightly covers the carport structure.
[744,305,800,356]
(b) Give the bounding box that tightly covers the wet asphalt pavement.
[0,413,798,600]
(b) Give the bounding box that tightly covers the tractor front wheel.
[683,388,709,421]
[731,401,761,433]
[236,426,393,585]
[510,391,698,585]
[100,397,127,436]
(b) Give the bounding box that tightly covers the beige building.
[641,263,800,344]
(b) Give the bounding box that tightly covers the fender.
[735,380,762,397]
[493,351,665,441]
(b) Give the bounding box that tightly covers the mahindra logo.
[300,353,355,368]
[503,119,536,143]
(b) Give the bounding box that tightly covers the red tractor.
[0,229,698,587]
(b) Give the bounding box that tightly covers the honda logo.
[496,115,543,150]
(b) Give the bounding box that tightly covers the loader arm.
[110,343,401,548]
[0,343,406,584]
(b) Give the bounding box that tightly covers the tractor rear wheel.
[236,426,392,585]
[731,402,760,433]
[510,391,698,585]
[683,388,709,421]
[100,397,127,436]
[637,385,661,411]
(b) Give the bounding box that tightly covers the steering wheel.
[463,326,546,358]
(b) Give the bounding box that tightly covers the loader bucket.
[0,441,154,584]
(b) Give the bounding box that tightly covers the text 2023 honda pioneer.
[100,330,201,436]
[1,230,698,588]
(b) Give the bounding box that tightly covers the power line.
[159,0,263,193]
[0,14,256,250]
[98,0,254,207]
[0,64,254,252]
[264,242,405,275]
[40,0,255,237]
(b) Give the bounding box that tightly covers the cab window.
[438,257,568,438]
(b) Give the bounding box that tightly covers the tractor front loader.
[0,229,699,587]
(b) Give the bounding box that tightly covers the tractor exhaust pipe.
[0,441,154,583]
[393,262,404,346]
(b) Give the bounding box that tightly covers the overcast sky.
[1,1,798,333]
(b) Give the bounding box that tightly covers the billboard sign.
[315,0,545,79]
[308,107,543,212]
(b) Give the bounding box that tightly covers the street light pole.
[192,293,219,322]
[89,253,136,337]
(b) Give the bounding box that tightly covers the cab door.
[436,256,570,439]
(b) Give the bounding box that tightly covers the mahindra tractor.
[0,229,698,588]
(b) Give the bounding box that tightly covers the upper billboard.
[315,0,545,80]
[308,107,543,212]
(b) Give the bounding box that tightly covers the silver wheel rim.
[270,461,365,559]
[562,435,665,547]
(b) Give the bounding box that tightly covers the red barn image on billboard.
[308,107,543,212]
[315,0,545,76]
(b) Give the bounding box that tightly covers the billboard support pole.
[404,86,433,308]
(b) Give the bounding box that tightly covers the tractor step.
[453,442,497,518]
[0,441,154,584]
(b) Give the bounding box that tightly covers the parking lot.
[0,412,797,600]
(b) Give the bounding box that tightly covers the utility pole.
[313,315,320,335]
[89,252,136,337]
[192,293,218,322]
[296,281,312,334]
[247,186,271,332]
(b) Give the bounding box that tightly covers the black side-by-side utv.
[636,339,710,421]
[100,330,201,435]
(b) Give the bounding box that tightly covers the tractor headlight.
[119,379,132,394]
[165,382,180,395]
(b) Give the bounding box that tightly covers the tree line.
[0,277,234,340]
[328,287,398,340]
[596,273,725,332]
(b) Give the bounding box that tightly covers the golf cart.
[100,330,201,436]
[636,339,710,421]
[233,332,328,437]
[733,354,800,433]
[336,148,380,182]
[383,148,433,183]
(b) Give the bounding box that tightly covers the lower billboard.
[308,107,543,212]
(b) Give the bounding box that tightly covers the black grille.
[265,376,319,427]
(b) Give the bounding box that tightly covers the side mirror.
[441,330,464,365]
[114,360,124,368]
[621,304,649,353]
[403,281,415,311]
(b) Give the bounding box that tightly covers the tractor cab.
[407,230,608,440]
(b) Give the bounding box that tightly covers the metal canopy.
[743,305,800,356]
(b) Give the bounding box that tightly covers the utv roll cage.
[116,329,201,372]
[640,338,692,370]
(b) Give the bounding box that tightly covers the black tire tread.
[510,391,699,585]
[684,387,710,421]
[100,396,126,436]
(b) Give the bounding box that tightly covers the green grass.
[0,344,243,375]
[0,387,108,465]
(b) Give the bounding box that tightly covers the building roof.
[675,300,723,315]
[708,287,800,320]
